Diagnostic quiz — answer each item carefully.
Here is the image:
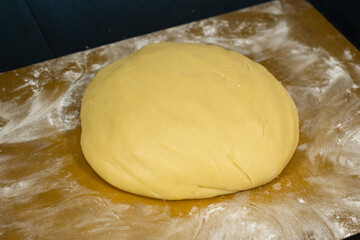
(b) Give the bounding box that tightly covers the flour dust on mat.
[0,0,360,239]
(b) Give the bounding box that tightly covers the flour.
[272,182,281,191]
[343,48,353,60]
[1,0,360,239]
[202,24,217,36]
[171,202,282,240]
[352,130,360,145]
[298,198,306,204]
[324,56,350,88]
[0,56,96,143]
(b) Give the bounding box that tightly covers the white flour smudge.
[0,56,100,143]
[343,48,353,60]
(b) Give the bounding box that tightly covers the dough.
[80,42,299,200]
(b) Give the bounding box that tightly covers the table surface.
[1,0,360,239]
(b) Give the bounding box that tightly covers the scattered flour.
[0,55,104,143]
[343,48,353,60]
[272,183,281,191]
[0,0,359,239]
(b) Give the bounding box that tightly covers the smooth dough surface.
[80,42,299,200]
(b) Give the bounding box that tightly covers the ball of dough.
[80,42,299,200]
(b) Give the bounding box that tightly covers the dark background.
[0,0,359,73]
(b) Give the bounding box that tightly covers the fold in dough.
[80,42,299,200]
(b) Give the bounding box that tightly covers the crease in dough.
[226,151,254,186]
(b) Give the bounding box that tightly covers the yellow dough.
[80,42,299,200]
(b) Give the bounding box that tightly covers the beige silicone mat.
[1,0,359,239]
